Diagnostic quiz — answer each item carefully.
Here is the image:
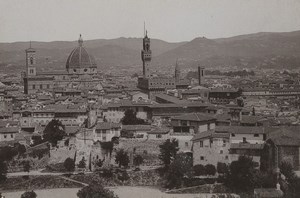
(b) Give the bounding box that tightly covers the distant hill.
[1,30,300,74]
[0,37,186,73]
[153,31,300,70]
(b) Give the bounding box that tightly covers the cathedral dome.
[66,35,97,73]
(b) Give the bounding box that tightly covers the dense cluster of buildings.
[1,32,300,179]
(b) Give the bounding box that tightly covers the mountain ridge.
[1,30,300,73]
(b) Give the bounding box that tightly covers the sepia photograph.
[0,0,300,197]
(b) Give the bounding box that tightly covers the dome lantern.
[78,34,83,47]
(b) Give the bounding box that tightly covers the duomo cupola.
[66,34,97,74]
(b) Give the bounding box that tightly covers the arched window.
[30,57,34,65]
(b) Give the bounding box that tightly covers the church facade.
[23,35,101,95]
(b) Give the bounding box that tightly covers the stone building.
[262,127,300,171]
[137,32,190,99]
[192,130,230,166]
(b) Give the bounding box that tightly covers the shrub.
[77,184,118,198]
[95,159,104,168]
[115,149,129,168]
[100,168,113,178]
[21,190,37,198]
[280,161,296,180]
[23,161,31,172]
[133,155,144,167]
[117,170,130,182]
[78,157,86,169]
[64,157,75,172]
[205,164,216,176]
[193,164,206,176]
[217,162,228,174]
[0,160,7,182]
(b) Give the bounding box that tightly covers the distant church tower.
[24,42,37,94]
[198,66,205,85]
[141,31,151,78]
[175,59,180,82]
[26,42,37,77]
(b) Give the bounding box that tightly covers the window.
[30,57,34,65]
[225,156,228,160]
[30,69,34,74]
[200,156,204,160]
[40,84,42,89]
[243,137,247,143]
[32,85,35,89]
[156,134,162,138]
[4,135,7,139]
[185,142,189,147]
[231,133,235,137]
[200,141,203,147]
[47,84,50,89]
[220,150,223,154]
[254,134,259,137]
[181,120,188,126]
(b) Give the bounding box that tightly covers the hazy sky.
[0,0,300,43]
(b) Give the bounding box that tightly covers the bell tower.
[141,30,151,78]
[175,59,180,82]
[26,42,36,76]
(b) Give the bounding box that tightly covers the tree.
[205,164,216,175]
[252,106,256,116]
[23,161,31,173]
[0,160,7,182]
[164,153,193,189]
[217,162,229,174]
[226,156,256,192]
[21,191,37,198]
[0,146,18,161]
[43,119,66,146]
[115,149,129,168]
[77,184,118,198]
[16,143,26,155]
[280,161,296,181]
[78,157,86,169]
[193,164,206,176]
[31,135,44,146]
[121,109,146,125]
[95,159,104,168]
[159,139,179,169]
[64,157,75,172]
[133,155,143,167]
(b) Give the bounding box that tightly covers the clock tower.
[141,31,151,78]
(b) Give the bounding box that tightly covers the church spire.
[78,34,83,47]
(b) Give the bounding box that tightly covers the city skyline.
[0,0,300,43]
